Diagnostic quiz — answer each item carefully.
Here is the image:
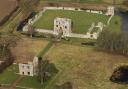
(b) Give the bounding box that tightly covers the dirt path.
[9,75,24,89]
[38,1,108,11]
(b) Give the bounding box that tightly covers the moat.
[116,11,128,32]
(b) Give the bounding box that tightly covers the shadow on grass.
[53,82,73,89]
[37,59,59,85]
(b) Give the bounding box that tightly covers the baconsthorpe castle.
[22,6,114,39]
[19,6,115,76]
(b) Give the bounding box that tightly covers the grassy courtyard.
[33,10,109,34]
[42,43,128,89]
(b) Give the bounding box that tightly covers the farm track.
[9,75,24,89]
[39,1,108,10]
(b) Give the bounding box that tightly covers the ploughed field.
[0,0,17,22]
[11,38,48,63]
[33,10,109,34]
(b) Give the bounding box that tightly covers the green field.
[0,64,18,85]
[17,76,44,89]
[108,16,121,32]
[33,10,109,34]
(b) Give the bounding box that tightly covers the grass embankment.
[33,10,108,34]
[40,0,123,4]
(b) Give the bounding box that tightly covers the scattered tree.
[0,36,18,72]
[37,57,58,84]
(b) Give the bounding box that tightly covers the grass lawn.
[0,64,18,85]
[42,43,128,89]
[17,76,43,89]
[33,10,109,34]
[108,15,121,32]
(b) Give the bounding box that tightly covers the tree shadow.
[37,58,59,84]
[54,82,73,89]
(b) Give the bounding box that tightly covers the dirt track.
[38,1,108,11]
[0,0,17,21]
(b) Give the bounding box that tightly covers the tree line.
[97,30,128,56]
[0,36,18,73]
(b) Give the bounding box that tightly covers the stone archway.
[58,27,63,36]
[56,27,63,41]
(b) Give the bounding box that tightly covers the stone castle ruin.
[106,6,114,16]
[54,18,72,37]
[53,17,104,39]
[22,6,114,39]
[18,6,115,76]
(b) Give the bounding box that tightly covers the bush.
[110,65,128,83]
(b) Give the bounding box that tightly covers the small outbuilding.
[19,55,38,76]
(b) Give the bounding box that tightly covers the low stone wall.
[36,29,54,34]
[44,6,103,14]
[107,15,114,25]
[33,28,98,39]
[70,33,98,39]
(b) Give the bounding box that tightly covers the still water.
[116,11,128,32]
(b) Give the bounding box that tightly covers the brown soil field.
[0,0,17,22]
[39,1,108,11]
[11,38,48,63]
